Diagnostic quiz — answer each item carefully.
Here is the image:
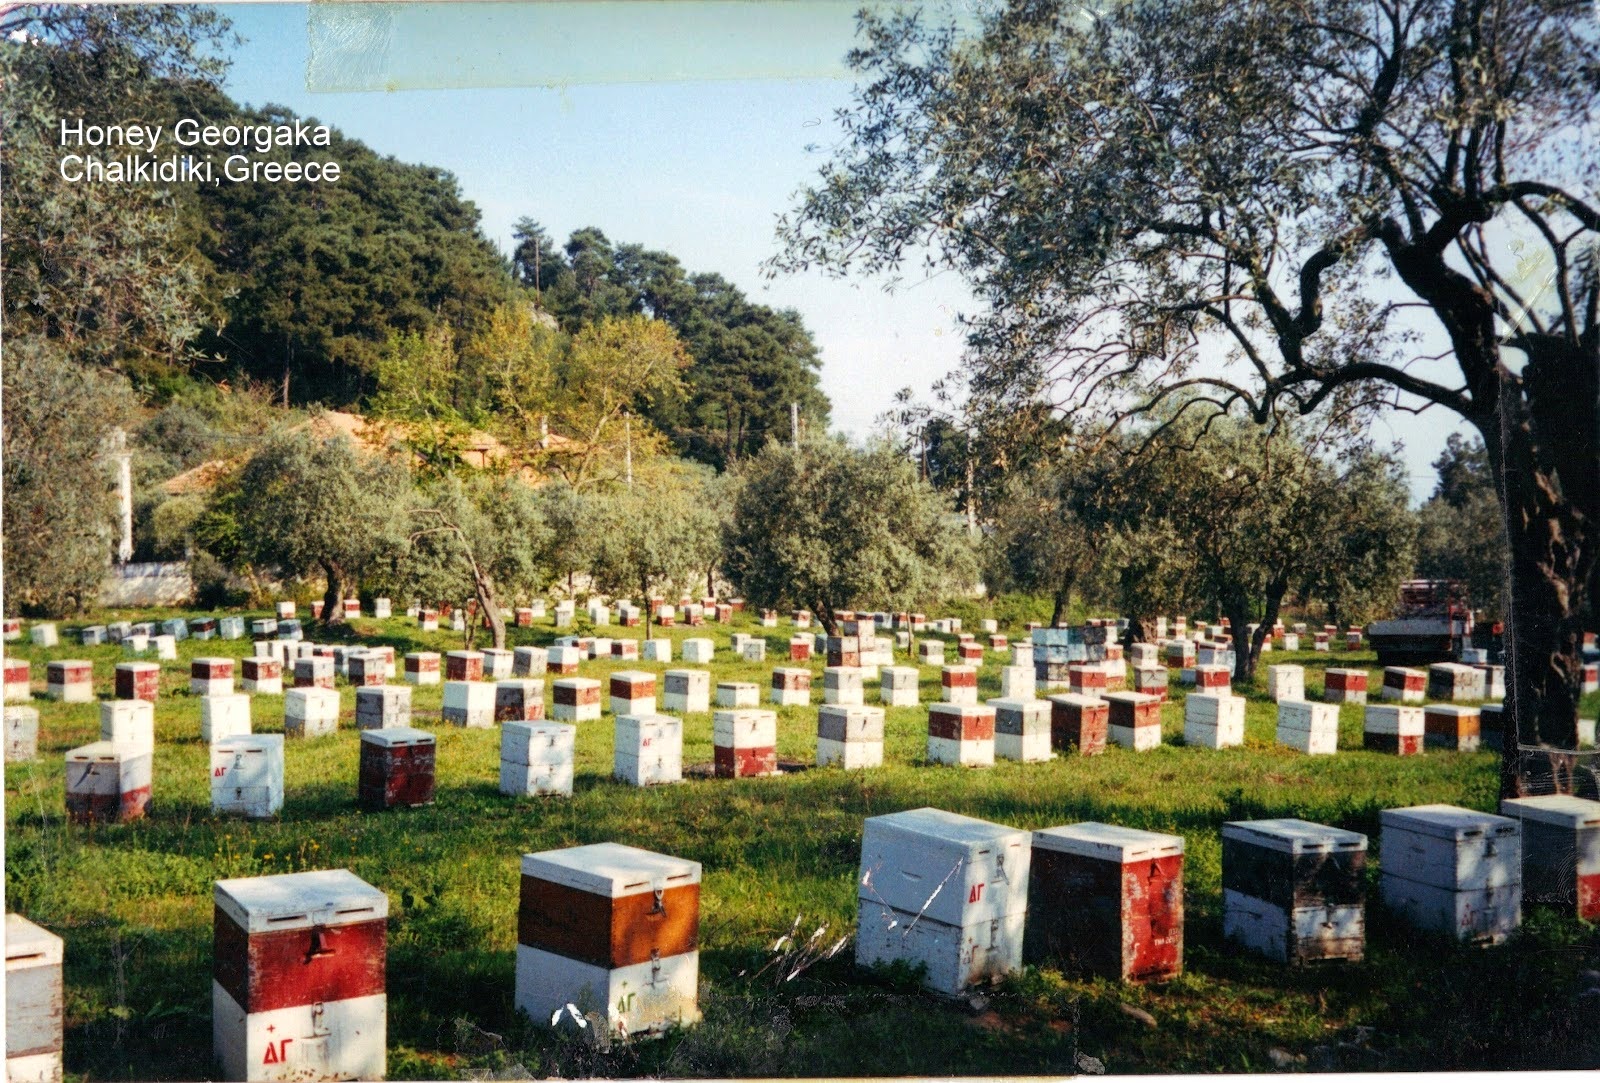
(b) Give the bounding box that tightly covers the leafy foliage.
[1414,435,1509,616]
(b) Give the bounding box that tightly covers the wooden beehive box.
[501,721,576,797]
[1047,693,1108,756]
[550,678,601,723]
[1378,804,1521,945]
[769,667,811,706]
[1381,666,1426,703]
[609,671,657,717]
[1428,662,1485,702]
[6,913,64,1083]
[662,670,709,714]
[513,647,549,677]
[293,658,334,690]
[614,714,683,787]
[940,665,978,706]
[445,650,484,682]
[1423,705,1480,751]
[1222,818,1367,964]
[284,687,340,739]
[1026,822,1184,982]
[816,705,885,770]
[1363,705,1425,755]
[712,710,778,778]
[5,706,40,763]
[359,728,436,810]
[927,703,996,767]
[823,666,864,706]
[192,657,235,696]
[354,686,411,731]
[992,698,1052,763]
[212,869,388,1082]
[1323,668,1368,703]
[3,658,29,703]
[202,694,254,745]
[212,734,285,819]
[1277,699,1340,755]
[1499,795,1600,921]
[1105,692,1162,751]
[1183,692,1244,750]
[241,657,282,696]
[1266,664,1304,702]
[516,843,701,1036]
[45,661,93,704]
[100,698,154,754]
[65,742,151,823]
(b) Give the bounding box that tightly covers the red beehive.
[4,657,30,701]
[1193,665,1230,693]
[445,651,484,682]
[495,680,546,722]
[358,728,436,810]
[1067,665,1106,695]
[1049,694,1108,755]
[343,598,361,618]
[1026,823,1184,982]
[928,703,994,742]
[310,600,325,620]
[515,608,535,628]
[112,661,159,702]
[789,636,812,662]
[1382,666,1426,701]
[958,642,984,664]
[46,661,94,703]
[1324,668,1368,703]
[826,636,860,669]
[1107,691,1161,731]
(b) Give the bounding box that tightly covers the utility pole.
[790,402,799,450]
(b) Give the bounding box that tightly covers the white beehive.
[5,706,40,762]
[823,667,865,706]
[1222,819,1367,964]
[404,652,441,686]
[681,638,715,664]
[999,665,1035,700]
[1011,643,1035,669]
[879,666,919,707]
[551,678,602,723]
[65,742,151,823]
[241,658,283,696]
[917,640,945,666]
[1381,666,1426,703]
[1266,664,1304,703]
[201,694,254,744]
[1499,795,1600,921]
[152,634,178,660]
[373,598,392,619]
[769,667,812,707]
[712,709,779,778]
[546,645,582,675]
[1276,699,1339,755]
[513,646,549,677]
[100,698,155,754]
[940,665,979,706]
[855,808,1030,994]
[742,639,767,663]
[1183,693,1245,750]
[553,600,575,627]
[662,670,710,714]
[293,657,335,690]
[614,713,684,786]
[44,661,93,704]
[927,704,996,767]
[211,734,285,819]
[991,699,1052,763]
[29,624,58,648]
[609,670,658,716]
[6,913,64,1083]
[191,657,236,696]
[1105,691,1162,752]
[3,658,29,703]
[586,600,611,626]
[642,638,672,663]
[816,705,885,769]
[212,869,388,1082]
[1363,704,1426,755]
[500,722,576,797]
[438,680,491,728]
[713,681,759,709]
[355,685,412,731]
[588,637,613,661]
[516,844,701,1036]
[1428,662,1485,702]
[1379,804,1521,945]
[284,687,340,739]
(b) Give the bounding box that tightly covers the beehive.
[1364,705,1425,755]
[823,666,865,707]
[856,808,1029,995]
[284,687,340,739]
[29,624,58,648]
[1222,818,1367,964]
[1427,662,1485,702]
[212,734,284,819]
[614,714,683,787]
[2,618,20,642]
[4,658,30,703]
[1192,665,1230,694]
[1164,640,1196,669]
[1129,665,1166,701]
[445,650,484,682]
[500,722,576,797]
[1323,668,1368,704]
[610,671,657,716]
[661,670,710,714]
[442,680,495,728]
[80,625,108,646]
[241,658,283,696]
[638,639,670,663]
[547,645,582,675]
[1047,693,1108,756]
[917,640,945,666]
[992,699,1052,763]
[713,681,759,709]
[1065,664,1105,698]
[191,657,236,697]
[1277,699,1339,755]
[45,661,92,704]
[769,668,811,707]
[1105,692,1162,751]
[788,636,812,662]
[1379,805,1521,945]
[420,608,441,632]
[65,742,151,823]
[6,913,64,1083]
[293,658,334,690]
[1475,663,1506,701]
[1266,664,1304,703]
[551,678,602,723]
[1184,693,1245,750]
[1026,823,1183,982]
[1499,795,1600,921]
[1011,643,1035,670]
[516,844,701,1036]
[212,869,387,1082]
[195,693,251,744]
[712,709,779,778]
[357,728,436,810]
[927,703,996,767]
[346,652,386,688]
[1381,666,1426,703]
[1423,705,1481,751]
[493,679,545,723]
[940,665,978,707]
[681,639,715,665]
[100,698,154,753]
[816,705,885,769]
[513,647,549,677]
[5,706,40,762]
[825,635,861,669]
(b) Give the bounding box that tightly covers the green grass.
[6,610,1599,1078]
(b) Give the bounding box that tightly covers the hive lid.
[5,913,63,968]
[610,670,656,683]
[1499,795,1600,830]
[66,741,142,762]
[214,734,284,753]
[504,719,575,737]
[863,807,1026,853]
[1221,818,1367,853]
[521,842,701,897]
[1033,822,1184,862]
[716,681,759,691]
[985,698,1044,712]
[552,677,600,689]
[215,868,389,932]
[1104,691,1160,705]
[115,661,160,672]
[1046,693,1106,709]
[1423,704,1481,718]
[359,726,434,747]
[1378,803,1518,839]
[446,650,484,660]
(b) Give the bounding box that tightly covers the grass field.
[5,608,1600,1079]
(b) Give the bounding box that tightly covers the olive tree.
[775,0,1596,796]
[723,440,978,635]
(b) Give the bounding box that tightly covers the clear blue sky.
[215,1,1463,502]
